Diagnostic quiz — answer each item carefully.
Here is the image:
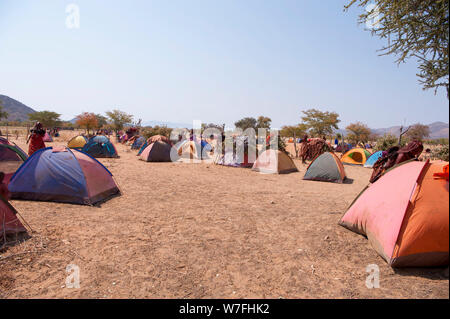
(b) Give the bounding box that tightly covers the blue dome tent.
[131,136,146,150]
[137,141,148,156]
[201,140,212,153]
[364,150,384,168]
[8,147,120,205]
[82,135,118,158]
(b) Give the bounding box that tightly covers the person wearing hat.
[26,122,46,156]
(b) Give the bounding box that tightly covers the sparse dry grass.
[0,137,447,299]
[0,127,85,143]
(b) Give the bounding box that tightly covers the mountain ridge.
[2,95,448,138]
[0,94,36,121]
[334,121,449,139]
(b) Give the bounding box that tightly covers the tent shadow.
[92,192,122,208]
[393,266,449,280]
[343,178,354,184]
[0,232,32,253]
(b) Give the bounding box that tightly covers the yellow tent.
[67,136,87,149]
[340,148,372,165]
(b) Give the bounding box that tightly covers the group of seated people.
[370,140,424,183]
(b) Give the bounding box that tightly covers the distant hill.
[0,94,36,122]
[371,122,449,139]
[1,94,448,138]
[335,122,449,140]
[427,122,449,139]
[146,120,448,138]
[142,121,193,129]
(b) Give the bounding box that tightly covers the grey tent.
[303,152,347,183]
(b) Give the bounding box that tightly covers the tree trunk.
[293,132,298,158]
[398,126,410,145]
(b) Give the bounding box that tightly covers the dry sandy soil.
[0,133,448,299]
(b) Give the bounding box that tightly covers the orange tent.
[339,160,449,267]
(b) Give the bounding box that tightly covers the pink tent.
[340,161,449,267]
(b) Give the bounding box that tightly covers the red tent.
[0,137,14,146]
[0,195,27,242]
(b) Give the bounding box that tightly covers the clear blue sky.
[0,0,448,129]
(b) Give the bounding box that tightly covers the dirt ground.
[0,133,448,299]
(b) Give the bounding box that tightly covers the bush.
[432,144,449,161]
[261,134,287,153]
[141,126,173,139]
[424,138,449,146]
[374,134,405,151]
[278,137,287,153]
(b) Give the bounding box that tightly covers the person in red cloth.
[26,122,46,156]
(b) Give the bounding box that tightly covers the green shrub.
[141,126,173,139]
[424,138,449,146]
[432,144,449,161]
[374,134,405,151]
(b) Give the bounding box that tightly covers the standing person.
[297,134,309,164]
[26,122,46,156]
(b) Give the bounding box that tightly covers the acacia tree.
[105,109,134,133]
[280,124,308,157]
[346,121,372,145]
[201,123,225,135]
[76,112,98,135]
[301,109,340,137]
[234,117,257,131]
[346,0,449,98]
[28,111,61,128]
[405,123,430,141]
[256,116,272,130]
[280,124,307,138]
[95,114,108,129]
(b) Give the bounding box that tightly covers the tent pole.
[293,131,298,158]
